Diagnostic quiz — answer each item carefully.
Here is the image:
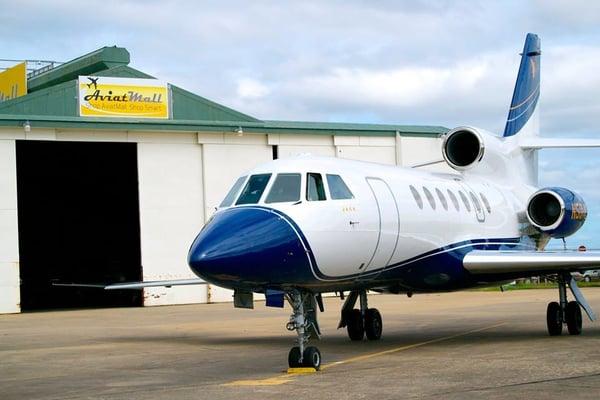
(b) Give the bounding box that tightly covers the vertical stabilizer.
[503,33,541,138]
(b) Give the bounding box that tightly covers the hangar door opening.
[16,140,143,310]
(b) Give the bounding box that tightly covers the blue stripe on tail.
[503,33,541,137]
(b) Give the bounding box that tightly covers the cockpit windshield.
[221,171,354,208]
[236,174,272,205]
[219,176,247,208]
[265,173,301,203]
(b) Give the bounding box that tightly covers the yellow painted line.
[321,322,507,370]
[223,375,294,386]
[223,322,506,386]
[224,367,317,386]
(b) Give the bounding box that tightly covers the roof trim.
[0,114,447,137]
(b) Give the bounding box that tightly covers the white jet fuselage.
[190,155,537,293]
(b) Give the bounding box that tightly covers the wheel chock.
[286,367,317,374]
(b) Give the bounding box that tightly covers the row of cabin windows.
[409,185,491,214]
[220,172,354,207]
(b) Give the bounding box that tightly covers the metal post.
[558,274,568,323]
[296,294,305,358]
[359,290,368,316]
[286,290,307,362]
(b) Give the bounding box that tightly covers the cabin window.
[459,190,471,212]
[307,173,326,201]
[436,188,448,210]
[423,187,436,210]
[480,193,491,213]
[265,173,301,203]
[409,185,423,209]
[220,176,247,207]
[447,189,460,211]
[470,191,482,213]
[327,174,354,200]
[236,173,272,205]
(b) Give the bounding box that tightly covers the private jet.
[62,34,600,371]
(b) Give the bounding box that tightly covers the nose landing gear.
[285,290,322,370]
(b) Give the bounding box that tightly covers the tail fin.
[503,33,541,138]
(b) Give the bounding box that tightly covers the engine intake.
[526,187,587,238]
[442,127,485,171]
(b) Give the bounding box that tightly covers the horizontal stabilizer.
[519,138,600,149]
[408,159,445,168]
[53,278,207,290]
[463,250,600,275]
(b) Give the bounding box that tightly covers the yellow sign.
[78,76,170,118]
[0,62,27,102]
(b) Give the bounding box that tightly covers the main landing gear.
[286,290,322,370]
[546,273,596,336]
[338,290,383,341]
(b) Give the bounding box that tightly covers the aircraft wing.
[53,278,207,290]
[519,138,600,149]
[463,250,600,275]
[464,250,600,321]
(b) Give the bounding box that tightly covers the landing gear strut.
[546,273,584,336]
[286,290,322,370]
[339,290,383,341]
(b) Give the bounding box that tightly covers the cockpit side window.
[326,174,354,200]
[265,173,301,203]
[219,176,247,207]
[307,173,326,201]
[236,173,272,205]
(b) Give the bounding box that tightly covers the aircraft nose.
[187,207,313,287]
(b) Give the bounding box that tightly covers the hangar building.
[0,46,448,314]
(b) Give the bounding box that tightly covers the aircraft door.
[360,178,400,279]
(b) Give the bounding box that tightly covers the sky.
[2,0,600,248]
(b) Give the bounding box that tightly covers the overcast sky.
[2,0,600,248]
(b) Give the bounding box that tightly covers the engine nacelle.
[442,127,485,171]
[526,187,587,238]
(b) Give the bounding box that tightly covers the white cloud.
[236,78,270,99]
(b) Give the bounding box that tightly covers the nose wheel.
[285,290,322,370]
[288,346,321,369]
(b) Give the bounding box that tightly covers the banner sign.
[0,62,27,102]
[78,76,170,119]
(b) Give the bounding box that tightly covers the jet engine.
[442,127,485,171]
[526,187,587,238]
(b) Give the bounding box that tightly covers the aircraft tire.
[546,301,562,336]
[288,346,302,368]
[566,301,582,335]
[347,309,365,341]
[365,308,382,340]
[302,346,321,370]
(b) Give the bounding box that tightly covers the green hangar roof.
[0,46,447,137]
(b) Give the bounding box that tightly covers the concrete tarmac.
[2,289,600,399]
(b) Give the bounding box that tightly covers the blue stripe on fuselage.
[189,205,530,292]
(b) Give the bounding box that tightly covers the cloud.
[236,78,270,99]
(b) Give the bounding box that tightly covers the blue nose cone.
[187,207,313,288]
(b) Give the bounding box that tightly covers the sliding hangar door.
[16,140,142,310]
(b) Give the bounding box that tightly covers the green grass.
[474,281,600,292]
